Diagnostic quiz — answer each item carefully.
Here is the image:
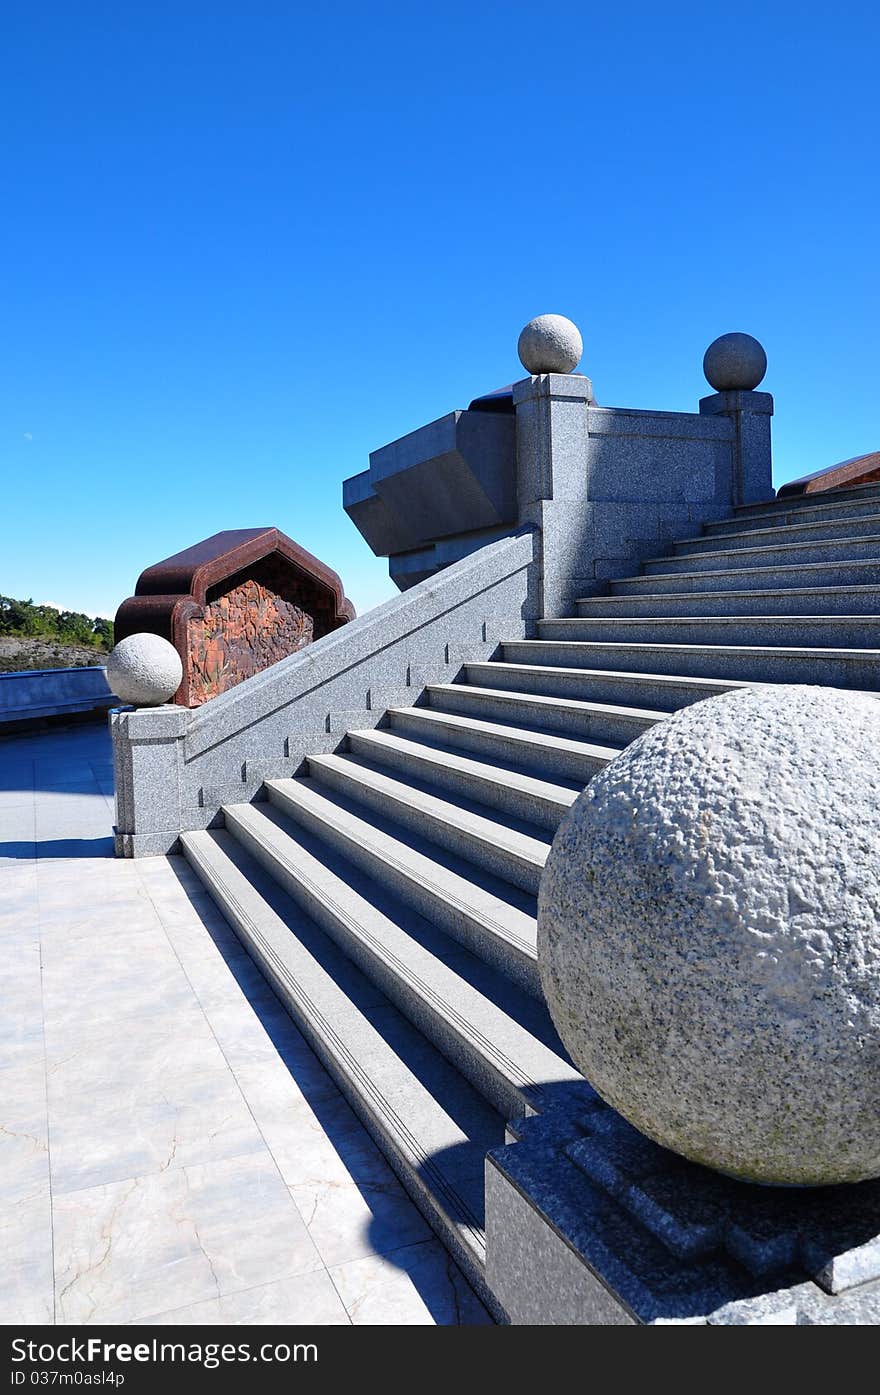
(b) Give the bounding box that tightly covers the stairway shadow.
[165,853,497,1319]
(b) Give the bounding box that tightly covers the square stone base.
[484,1086,880,1325]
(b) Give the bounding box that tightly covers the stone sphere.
[106,633,183,707]
[517,314,583,375]
[538,685,880,1186]
[703,332,767,391]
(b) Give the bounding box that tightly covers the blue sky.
[2,2,878,619]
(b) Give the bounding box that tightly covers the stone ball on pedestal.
[106,632,183,707]
[537,684,880,1186]
[517,315,583,375]
[703,332,767,391]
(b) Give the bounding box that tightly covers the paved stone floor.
[0,721,490,1326]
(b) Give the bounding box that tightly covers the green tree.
[0,594,114,649]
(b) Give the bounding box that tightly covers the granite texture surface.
[344,409,516,585]
[106,634,182,707]
[346,368,774,616]
[517,316,583,375]
[703,333,767,392]
[538,684,880,1185]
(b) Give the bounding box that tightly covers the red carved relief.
[186,577,314,705]
[114,528,355,707]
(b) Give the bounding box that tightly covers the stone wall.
[344,368,773,620]
[112,529,535,856]
[0,666,115,729]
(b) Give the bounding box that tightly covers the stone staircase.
[178,480,880,1314]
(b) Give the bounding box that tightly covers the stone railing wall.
[112,528,535,856]
[514,376,773,619]
[344,359,773,620]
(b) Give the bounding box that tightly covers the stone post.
[698,389,774,506]
[110,704,187,858]
[698,331,774,505]
[510,321,775,616]
[512,372,596,625]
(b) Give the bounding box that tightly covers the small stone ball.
[538,685,880,1186]
[703,332,767,391]
[517,314,583,375]
[106,633,183,707]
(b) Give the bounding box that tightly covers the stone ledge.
[0,666,114,728]
[485,1091,880,1324]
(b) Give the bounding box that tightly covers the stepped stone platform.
[105,321,880,1323]
[158,480,880,1321]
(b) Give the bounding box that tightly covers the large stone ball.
[703,332,767,391]
[538,685,880,1186]
[517,314,583,375]
[106,632,182,707]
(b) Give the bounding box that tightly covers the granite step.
[378,705,620,789]
[180,826,501,1306]
[610,557,880,596]
[300,753,551,895]
[499,639,880,688]
[642,534,880,576]
[576,585,880,620]
[175,478,880,1325]
[538,615,880,649]
[344,725,580,835]
[464,658,752,713]
[675,511,880,555]
[422,681,665,746]
[219,800,579,1121]
[265,774,542,994]
[731,481,880,519]
[702,493,880,536]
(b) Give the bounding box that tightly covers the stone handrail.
[112,528,536,856]
[346,372,774,618]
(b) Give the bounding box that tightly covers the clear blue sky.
[2,2,878,619]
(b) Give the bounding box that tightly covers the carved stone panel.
[114,528,355,707]
[186,576,314,704]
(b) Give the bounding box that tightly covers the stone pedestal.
[485,1090,880,1325]
[110,703,188,857]
[699,389,774,507]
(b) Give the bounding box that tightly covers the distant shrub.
[0,595,114,651]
